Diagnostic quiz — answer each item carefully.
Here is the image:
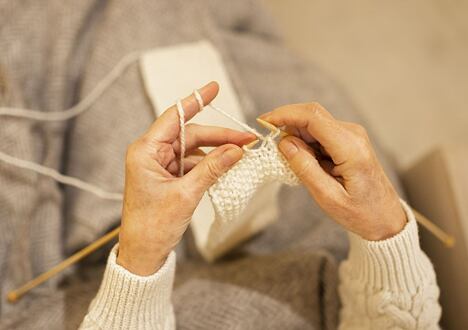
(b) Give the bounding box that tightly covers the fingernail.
[279,139,298,159]
[221,147,243,167]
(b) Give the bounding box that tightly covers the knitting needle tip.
[6,292,18,303]
[256,118,288,138]
[245,139,260,149]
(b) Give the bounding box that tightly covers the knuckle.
[346,123,368,136]
[308,102,325,116]
[351,134,373,162]
[125,142,142,167]
[206,159,223,180]
[354,124,368,137]
[138,134,153,147]
[295,158,315,179]
[185,123,199,132]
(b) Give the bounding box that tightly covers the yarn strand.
[207,104,263,139]
[0,149,122,201]
[0,52,141,121]
[0,52,140,201]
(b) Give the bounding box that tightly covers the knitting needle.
[256,117,456,247]
[6,226,121,303]
[411,209,455,247]
[244,118,288,149]
[256,118,289,138]
[245,139,260,149]
[6,121,455,302]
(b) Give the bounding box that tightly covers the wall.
[262,0,468,168]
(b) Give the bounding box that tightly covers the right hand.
[117,82,255,276]
[260,103,406,241]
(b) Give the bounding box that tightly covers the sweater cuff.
[345,200,433,293]
[85,244,176,329]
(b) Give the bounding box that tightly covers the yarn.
[209,139,299,223]
[0,52,141,201]
[187,90,299,223]
[0,52,299,226]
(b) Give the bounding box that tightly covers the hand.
[118,82,255,275]
[260,103,406,241]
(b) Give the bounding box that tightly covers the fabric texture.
[209,133,300,224]
[80,202,441,329]
[0,0,409,329]
[80,246,176,329]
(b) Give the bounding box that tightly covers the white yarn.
[193,89,204,113]
[0,52,140,121]
[0,50,299,225]
[180,90,300,223]
[207,103,263,139]
[208,136,299,223]
[0,53,142,200]
[0,149,123,201]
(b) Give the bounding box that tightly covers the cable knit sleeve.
[79,245,176,330]
[338,200,441,329]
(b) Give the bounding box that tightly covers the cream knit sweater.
[80,201,441,329]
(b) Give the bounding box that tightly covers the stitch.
[180,91,299,223]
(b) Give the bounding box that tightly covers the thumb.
[183,144,243,196]
[278,136,343,201]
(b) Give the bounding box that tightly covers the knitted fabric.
[209,136,300,223]
[176,90,299,225]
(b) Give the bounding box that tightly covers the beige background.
[262,0,468,169]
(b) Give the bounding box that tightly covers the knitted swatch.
[181,90,300,225]
[208,136,299,223]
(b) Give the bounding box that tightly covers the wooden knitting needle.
[256,118,289,138]
[256,117,456,248]
[7,122,265,302]
[6,119,455,302]
[244,118,288,149]
[412,209,455,247]
[5,187,454,303]
[7,226,121,303]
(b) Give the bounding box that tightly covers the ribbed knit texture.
[338,200,441,329]
[80,203,441,329]
[80,245,176,329]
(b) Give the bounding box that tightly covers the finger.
[145,81,220,143]
[278,135,347,203]
[260,103,350,165]
[183,155,204,173]
[182,144,243,196]
[166,153,206,175]
[172,124,256,152]
[283,126,316,144]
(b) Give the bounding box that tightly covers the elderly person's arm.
[81,87,442,329]
[263,104,441,329]
[80,82,254,329]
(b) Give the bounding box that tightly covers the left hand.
[118,82,255,275]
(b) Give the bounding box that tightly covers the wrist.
[359,199,407,241]
[116,240,170,276]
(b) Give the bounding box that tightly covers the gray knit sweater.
[0,1,439,329]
